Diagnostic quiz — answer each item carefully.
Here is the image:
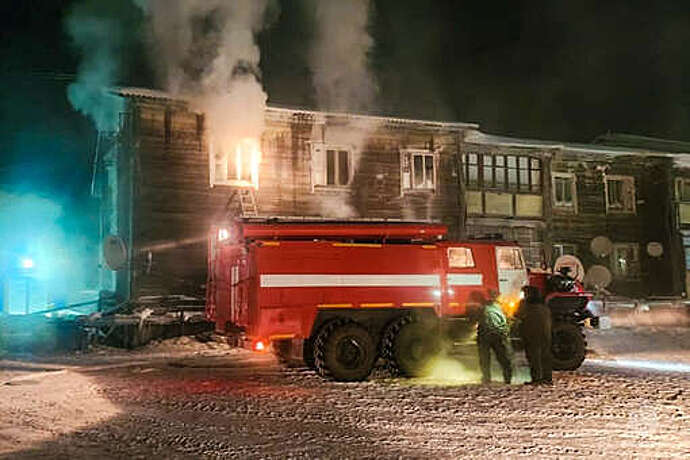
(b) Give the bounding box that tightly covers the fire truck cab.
[207,218,527,381]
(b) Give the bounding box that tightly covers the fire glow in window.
[212,138,262,189]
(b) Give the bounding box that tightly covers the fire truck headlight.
[20,257,35,270]
[432,289,442,298]
[447,288,454,295]
[254,340,266,352]
[218,228,230,241]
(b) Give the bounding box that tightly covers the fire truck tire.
[551,323,586,371]
[303,339,316,370]
[383,316,440,377]
[314,320,376,382]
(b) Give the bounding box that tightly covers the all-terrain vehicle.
[528,267,599,370]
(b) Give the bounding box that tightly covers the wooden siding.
[117,98,467,299]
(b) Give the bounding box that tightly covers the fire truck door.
[495,246,528,298]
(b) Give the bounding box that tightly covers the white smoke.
[64,1,127,132]
[308,0,378,219]
[310,0,377,113]
[136,0,274,153]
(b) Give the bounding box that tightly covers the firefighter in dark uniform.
[474,290,513,384]
[516,285,552,385]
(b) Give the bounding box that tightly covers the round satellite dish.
[646,242,663,258]
[584,265,612,289]
[554,255,585,282]
[590,236,613,257]
[103,235,128,270]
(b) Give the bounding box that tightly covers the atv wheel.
[551,323,586,370]
[314,321,376,381]
[383,316,441,377]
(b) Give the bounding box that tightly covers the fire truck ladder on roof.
[238,188,258,217]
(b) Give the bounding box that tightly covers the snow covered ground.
[0,328,688,459]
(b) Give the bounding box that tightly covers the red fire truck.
[206,218,530,381]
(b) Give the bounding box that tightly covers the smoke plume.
[64,1,130,132]
[309,0,377,113]
[307,0,378,218]
[135,0,276,154]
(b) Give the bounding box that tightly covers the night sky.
[3,0,690,201]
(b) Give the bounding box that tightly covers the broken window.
[312,144,352,188]
[611,243,640,278]
[448,247,475,268]
[552,172,577,210]
[605,175,635,213]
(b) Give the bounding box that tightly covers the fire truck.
[206,218,539,381]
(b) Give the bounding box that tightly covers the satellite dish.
[584,265,612,289]
[646,242,663,258]
[103,235,128,270]
[554,255,585,282]
[590,236,613,257]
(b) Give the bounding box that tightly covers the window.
[605,175,635,214]
[401,150,436,191]
[552,173,577,210]
[448,247,475,268]
[676,178,690,201]
[463,153,541,192]
[611,243,640,278]
[466,153,479,186]
[311,144,352,188]
[496,247,525,270]
[552,243,577,262]
[211,138,261,188]
[327,149,350,186]
[412,152,435,189]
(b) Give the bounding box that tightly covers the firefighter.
[473,290,513,384]
[516,285,553,385]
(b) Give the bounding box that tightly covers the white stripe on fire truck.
[447,273,483,286]
[260,274,441,288]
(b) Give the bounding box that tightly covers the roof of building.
[112,87,479,131]
[464,130,690,166]
[593,132,690,153]
[112,87,690,167]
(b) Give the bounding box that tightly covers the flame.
[237,137,261,190]
[497,293,522,318]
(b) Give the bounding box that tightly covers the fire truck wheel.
[383,317,440,377]
[551,323,586,371]
[303,339,316,370]
[314,321,376,382]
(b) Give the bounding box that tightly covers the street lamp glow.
[21,257,35,269]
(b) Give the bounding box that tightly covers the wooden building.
[97,88,477,301]
[97,88,686,302]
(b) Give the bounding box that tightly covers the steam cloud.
[64,1,128,131]
[135,0,276,155]
[309,0,377,113]
[307,0,378,218]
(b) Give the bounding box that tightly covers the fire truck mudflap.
[207,219,528,381]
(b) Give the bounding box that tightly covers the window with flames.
[211,138,262,189]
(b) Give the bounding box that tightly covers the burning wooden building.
[95,88,689,303]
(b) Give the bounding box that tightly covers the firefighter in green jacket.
[474,290,513,384]
[516,285,553,385]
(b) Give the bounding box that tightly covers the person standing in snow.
[474,290,513,384]
[516,285,553,385]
